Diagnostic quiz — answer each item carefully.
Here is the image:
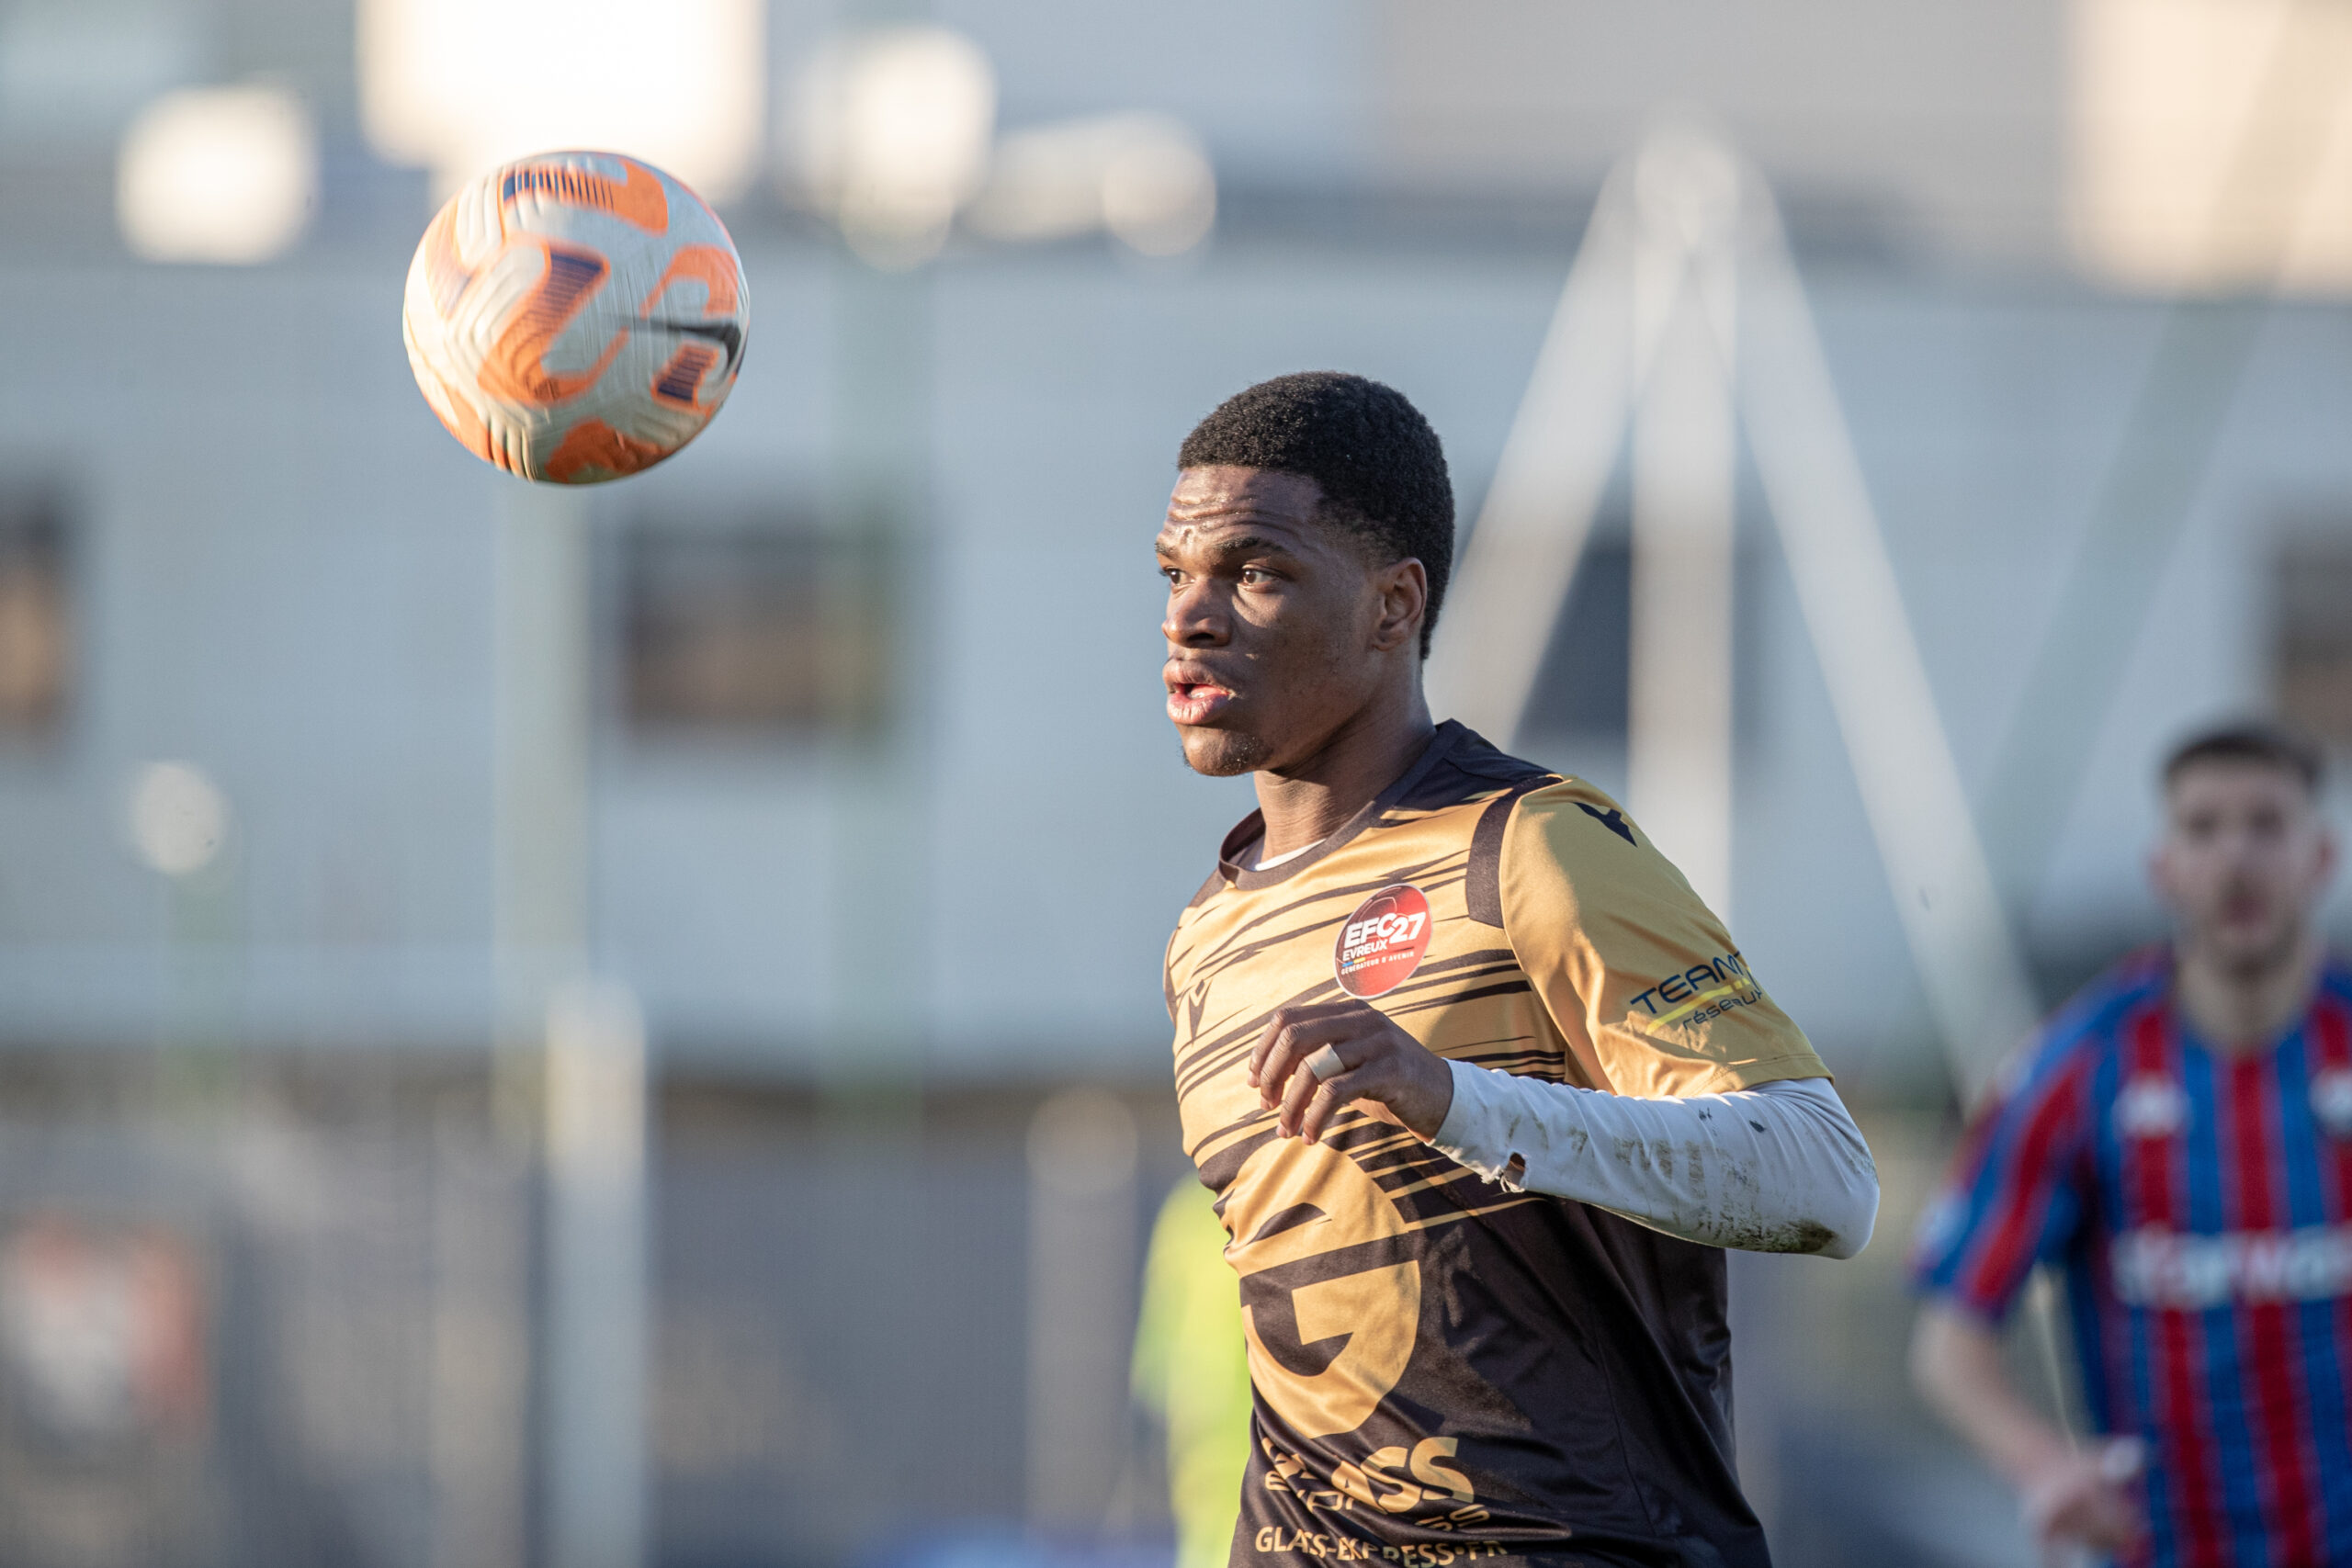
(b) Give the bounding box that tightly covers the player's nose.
[1162,578,1229,647]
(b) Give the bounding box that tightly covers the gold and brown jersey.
[1164,722,1826,1568]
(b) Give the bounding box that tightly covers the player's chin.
[2207,915,2298,974]
[1177,724,1270,778]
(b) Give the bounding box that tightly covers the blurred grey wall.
[1,0,2350,1084]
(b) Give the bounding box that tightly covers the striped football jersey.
[1913,952,2352,1568]
[1164,721,1828,1568]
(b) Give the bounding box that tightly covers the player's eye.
[1240,566,1277,586]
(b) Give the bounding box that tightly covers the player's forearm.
[1908,1301,2075,1484]
[1427,1067,1879,1257]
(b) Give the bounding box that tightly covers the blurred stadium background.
[3,1,2352,1565]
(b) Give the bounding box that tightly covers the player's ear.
[1370,558,1427,654]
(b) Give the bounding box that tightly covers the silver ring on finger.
[1306,1044,1347,1082]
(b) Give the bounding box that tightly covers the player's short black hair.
[2162,718,2326,796]
[1177,372,1454,657]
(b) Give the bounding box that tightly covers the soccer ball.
[401,150,749,484]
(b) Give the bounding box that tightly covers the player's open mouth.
[1165,675,1237,726]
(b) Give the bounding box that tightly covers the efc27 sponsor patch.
[1335,885,1433,999]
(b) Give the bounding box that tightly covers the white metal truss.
[1428,124,2038,1100]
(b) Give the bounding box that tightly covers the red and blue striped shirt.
[1913,951,2352,1568]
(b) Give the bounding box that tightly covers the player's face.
[1157,467,1403,777]
[2152,761,2335,976]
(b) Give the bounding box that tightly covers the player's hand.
[1249,1001,1455,1144]
[2019,1438,2146,1562]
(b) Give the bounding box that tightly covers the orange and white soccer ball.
[401,150,749,484]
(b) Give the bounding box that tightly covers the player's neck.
[1252,687,1436,860]
[2173,931,2324,1052]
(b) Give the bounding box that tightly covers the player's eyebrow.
[1205,533,1293,558]
[1156,531,1298,560]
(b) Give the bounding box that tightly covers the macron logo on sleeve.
[1577,803,1636,845]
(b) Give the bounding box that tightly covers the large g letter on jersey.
[1223,1137,1420,1439]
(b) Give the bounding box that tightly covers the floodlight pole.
[825,255,933,1089]
[1025,1089,1143,1529]
[490,482,649,1568]
[541,979,650,1568]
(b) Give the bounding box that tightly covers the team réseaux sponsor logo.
[1626,951,1761,1029]
[2113,1223,2352,1309]
[1334,885,1432,999]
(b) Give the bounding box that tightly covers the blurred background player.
[1132,1179,1254,1568]
[1158,372,1879,1567]
[1911,722,2347,1566]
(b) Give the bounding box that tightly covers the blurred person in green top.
[1132,1179,1253,1568]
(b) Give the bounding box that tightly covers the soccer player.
[1911,722,2346,1567]
[1157,371,1881,1568]
[1134,1179,1257,1568]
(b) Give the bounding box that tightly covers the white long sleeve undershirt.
[1428,1066,1881,1258]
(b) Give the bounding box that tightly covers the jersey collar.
[1213,720,1471,893]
